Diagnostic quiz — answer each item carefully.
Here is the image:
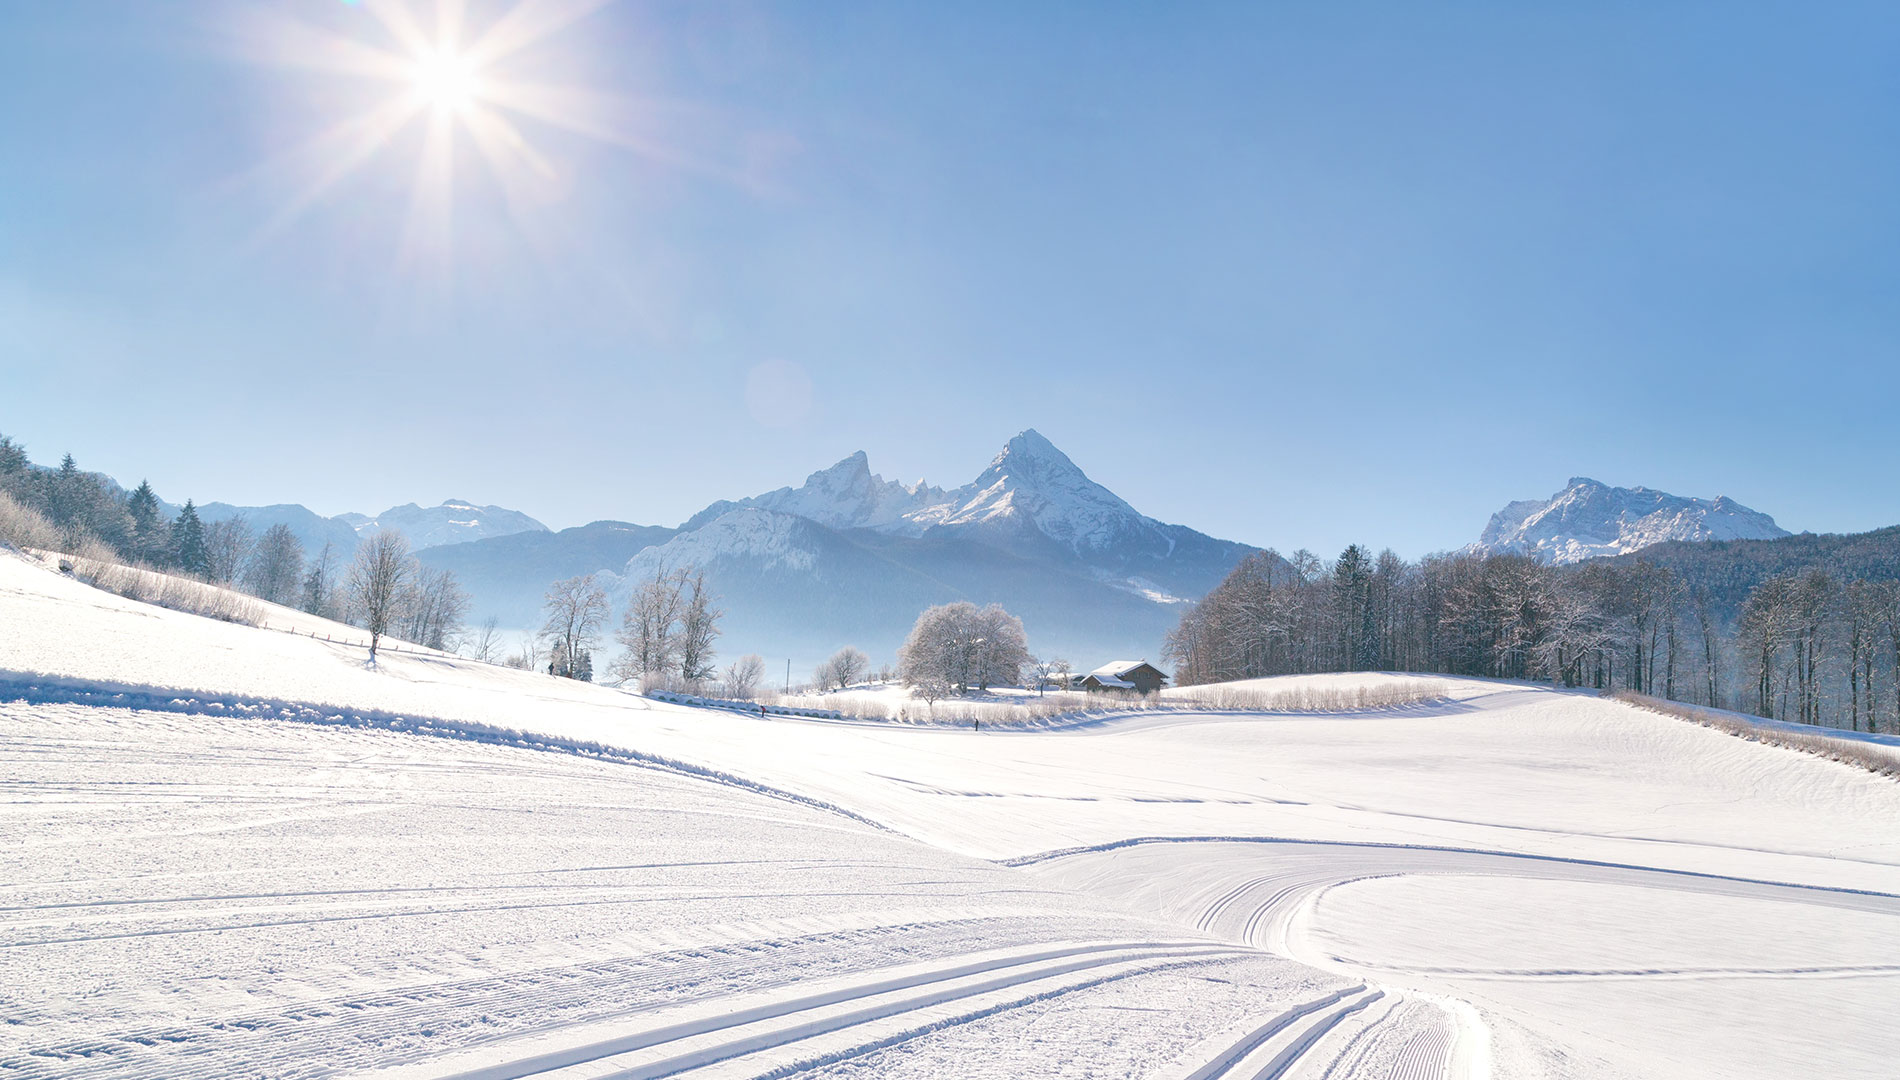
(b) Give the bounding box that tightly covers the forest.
[1166,536,1900,734]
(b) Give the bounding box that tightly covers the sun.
[411,49,480,111]
[242,0,643,267]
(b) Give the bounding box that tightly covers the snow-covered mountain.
[682,453,949,534]
[677,430,1252,603]
[345,500,549,550]
[630,508,823,576]
[609,431,1260,664]
[196,499,547,558]
[1472,478,1790,564]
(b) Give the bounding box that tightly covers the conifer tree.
[49,454,82,530]
[0,435,28,498]
[171,500,210,577]
[127,481,165,565]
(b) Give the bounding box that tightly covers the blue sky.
[2,1,1895,557]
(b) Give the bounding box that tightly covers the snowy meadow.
[4,551,1899,1079]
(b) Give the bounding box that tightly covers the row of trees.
[0,436,472,662]
[0,439,244,579]
[1167,546,1900,733]
[534,566,728,690]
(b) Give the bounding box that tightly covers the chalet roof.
[1090,660,1160,679]
[1085,673,1135,689]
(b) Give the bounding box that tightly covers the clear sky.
[2,1,1895,558]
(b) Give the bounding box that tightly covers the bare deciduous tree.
[675,569,723,690]
[504,631,546,672]
[203,515,255,587]
[540,573,610,679]
[244,523,304,606]
[347,531,413,664]
[613,565,685,688]
[721,653,766,699]
[1029,655,1072,697]
[469,615,503,664]
[404,566,470,651]
[816,646,870,691]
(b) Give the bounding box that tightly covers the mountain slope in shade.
[611,507,1197,670]
[1473,477,1791,564]
[417,520,676,629]
[198,503,361,561]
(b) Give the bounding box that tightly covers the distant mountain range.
[193,499,550,558]
[1469,477,1790,564]
[426,430,1260,668]
[37,430,1843,670]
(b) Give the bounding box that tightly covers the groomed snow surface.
[4,553,1897,1079]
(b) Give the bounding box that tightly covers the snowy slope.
[0,554,1372,1080]
[5,554,1898,1079]
[1472,477,1790,563]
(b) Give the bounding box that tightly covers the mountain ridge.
[608,430,1262,665]
[1471,477,1790,564]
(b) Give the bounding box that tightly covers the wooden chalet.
[1080,660,1169,695]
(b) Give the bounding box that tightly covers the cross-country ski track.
[4,552,1898,1078]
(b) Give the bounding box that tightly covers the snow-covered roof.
[1086,674,1135,689]
[1090,660,1155,679]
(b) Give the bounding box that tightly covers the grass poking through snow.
[1611,690,1900,780]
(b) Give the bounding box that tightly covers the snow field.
[8,551,1900,1078]
[0,701,1341,1080]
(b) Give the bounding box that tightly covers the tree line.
[1167,544,1900,733]
[0,435,470,660]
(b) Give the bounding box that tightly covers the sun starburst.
[237,0,656,272]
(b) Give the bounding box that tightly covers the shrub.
[0,489,61,551]
[67,547,267,627]
[766,677,1445,727]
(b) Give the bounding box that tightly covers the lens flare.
[240,0,677,271]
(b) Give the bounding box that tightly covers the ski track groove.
[1162,985,1370,1080]
[1249,989,1385,1080]
[1386,1015,1453,1080]
[370,940,1249,1080]
[2,919,1153,1080]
